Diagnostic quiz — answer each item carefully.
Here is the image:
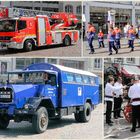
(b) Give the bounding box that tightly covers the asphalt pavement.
[0,104,103,140]
[104,102,140,139]
[0,40,81,57]
[83,38,140,57]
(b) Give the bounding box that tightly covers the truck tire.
[74,113,81,122]
[63,35,71,46]
[24,40,33,52]
[0,115,10,129]
[32,107,48,133]
[79,103,92,122]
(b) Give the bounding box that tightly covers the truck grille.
[0,36,12,41]
[0,87,13,103]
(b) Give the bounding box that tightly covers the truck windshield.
[0,20,16,32]
[8,72,56,85]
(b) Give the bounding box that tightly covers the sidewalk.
[104,101,140,139]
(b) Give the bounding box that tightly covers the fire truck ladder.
[8,7,55,17]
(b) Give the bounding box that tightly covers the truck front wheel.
[0,115,10,129]
[32,107,48,133]
[24,40,33,52]
[63,36,71,46]
[75,103,92,122]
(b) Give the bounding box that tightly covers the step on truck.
[0,7,79,51]
[0,63,99,133]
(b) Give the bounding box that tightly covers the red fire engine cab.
[0,7,79,51]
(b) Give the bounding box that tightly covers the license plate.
[0,94,11,98]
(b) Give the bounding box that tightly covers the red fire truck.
[0,7,79,51]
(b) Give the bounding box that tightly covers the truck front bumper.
[0,107,36,116]
[0,42,23,49]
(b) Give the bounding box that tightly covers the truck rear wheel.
[63,35,71,46]
[32,107,48,133]
[0,115,10,129]
[74,112,81,122]
[75,103,92,122]
[24,40,33,52]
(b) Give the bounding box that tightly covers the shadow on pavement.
[104,118,140,139]
[0,43,76,55]
[0,117,76,138]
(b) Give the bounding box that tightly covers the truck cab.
[0,70,58,132]
[0,17,37,51]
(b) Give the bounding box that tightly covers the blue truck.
[0,63,100,133]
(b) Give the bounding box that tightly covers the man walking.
[108,27,118,55]
[87,22,96,54]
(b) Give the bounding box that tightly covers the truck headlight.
[24,104,29,109]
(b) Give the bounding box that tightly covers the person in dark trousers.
[105,77,125,126]
[83,25,85,40]
[108,27,118,55]
[87,22,96,54]
[128,76,140,132]
[113,77,123,119]
[98,29,105,48]
[128,25,135,52]
[114,27,121,49]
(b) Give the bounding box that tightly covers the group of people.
[105,76,140,132]
[87,22,137,55]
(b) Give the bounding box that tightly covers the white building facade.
[83,1,140,33]
[0,58,102,80]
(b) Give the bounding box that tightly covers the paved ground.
[83,38,140,57]
[0,40,81,57]
[0,104,103,140]
[104,102,140,139]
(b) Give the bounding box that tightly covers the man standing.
[87,22,96,54]
[128,76,140,132]
[114,77,123,119]
[105,77,125,126]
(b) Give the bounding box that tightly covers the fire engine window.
[17,20,26,30]
[0,20,16,32]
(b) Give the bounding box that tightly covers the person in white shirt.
[105,76,126,126]
[128,75,140,132]
[113,77,123,119]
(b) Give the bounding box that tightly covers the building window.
[1,62,7,74]
[65,5,73,13]
[16,58,45,70]
[59,60,84,70]
[76,6,81,14]
[48,59,57,64]
[94,58,102,69]
[126,58,135,63]
[83,6,85,14]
